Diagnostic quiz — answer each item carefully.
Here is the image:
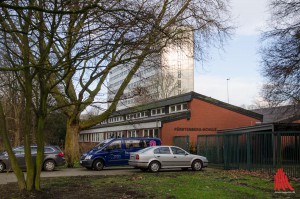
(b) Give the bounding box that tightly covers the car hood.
[81,147,105,157]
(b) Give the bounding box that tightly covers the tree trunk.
[64,118,80,167]
[34,91,47,190]
[23,71,35,191]
[0,102,26,190]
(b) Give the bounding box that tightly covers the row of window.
[109,67,155,83]
[100,103,188,125]
[79,129,159,143]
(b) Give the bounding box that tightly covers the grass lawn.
[0,168,299,199]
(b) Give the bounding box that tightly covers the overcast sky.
[195,0,270,108]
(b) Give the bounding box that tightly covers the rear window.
[45,147,55,153]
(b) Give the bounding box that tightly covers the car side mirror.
[185,153,189,156]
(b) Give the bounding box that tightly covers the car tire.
[93,159,104,171]
[0,161,6,173]
[140,168,148,172]
[191,160,203,171]
[148,161,160,172]
[43,160,55,171]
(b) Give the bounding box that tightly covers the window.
[170,106,176,112]
[106,140,122,150]
[151,107,165,116]
[178,80,181,88]
[154,147,171,154]
[44,147,54,153]
[151,110,156,115]
[13,147,24,155]
[125,140,147,149]
[171,147,186,155]
[169,103,188,113]
[129,130,136,137]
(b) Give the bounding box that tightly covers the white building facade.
[108,29,194,110]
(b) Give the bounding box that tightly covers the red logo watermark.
[274,168,295,194]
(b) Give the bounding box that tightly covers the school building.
[79,91,263,149]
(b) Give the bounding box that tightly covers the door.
[13,147,26,169]
[105,140,126,166]
[153,147,173,167]
[170,147,191,166]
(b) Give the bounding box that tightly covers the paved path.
[0,167,137,185]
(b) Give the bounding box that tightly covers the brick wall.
[161,98,261,145]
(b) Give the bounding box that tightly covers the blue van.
[80,137,161,170]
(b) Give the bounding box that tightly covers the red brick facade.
[161,98,261,145]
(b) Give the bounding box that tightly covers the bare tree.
[260,0,300,105]
[133,68,184,105]
[0,0,233,184]
[49,0,232,167]
[0,71,24,147]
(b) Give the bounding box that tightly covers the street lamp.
[226,78,230,103]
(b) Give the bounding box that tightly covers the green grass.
[2,168,299,199]
[88,168,300,199]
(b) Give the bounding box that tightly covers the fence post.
[223,135,228,169]
[277,132,282,168]
[246,133,251,171]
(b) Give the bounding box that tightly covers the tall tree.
[0,0,94,191]
[49,0,232,167]
[261,0,300,105]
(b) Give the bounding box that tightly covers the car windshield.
[94,139,113,149]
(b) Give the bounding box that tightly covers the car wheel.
[93,159,104,171]
[140,168,148,172]
[43,160,55,171]
[148,161,160,172]
[191,160,203,171]
[0,161,6,173]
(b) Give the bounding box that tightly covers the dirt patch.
[0,176,155,199]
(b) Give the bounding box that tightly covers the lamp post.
[226,78,230,103]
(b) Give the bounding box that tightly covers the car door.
[170,147,191,167]
[105,140,125,166]
[153,147,172,167]
[13,147,26,169]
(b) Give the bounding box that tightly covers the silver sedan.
[128,146,208,172]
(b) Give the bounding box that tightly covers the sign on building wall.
[174,127,217,132]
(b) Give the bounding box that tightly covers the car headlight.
[85,155,93,160]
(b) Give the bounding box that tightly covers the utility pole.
[227,78,230,103]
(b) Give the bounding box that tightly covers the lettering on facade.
[174,127,217,132]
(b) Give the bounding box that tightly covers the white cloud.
[195,75,263,107]
[231,0,269,36]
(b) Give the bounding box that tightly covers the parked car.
[128,146,208,172]
[80,137,161,170]
[0,145,65,172]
